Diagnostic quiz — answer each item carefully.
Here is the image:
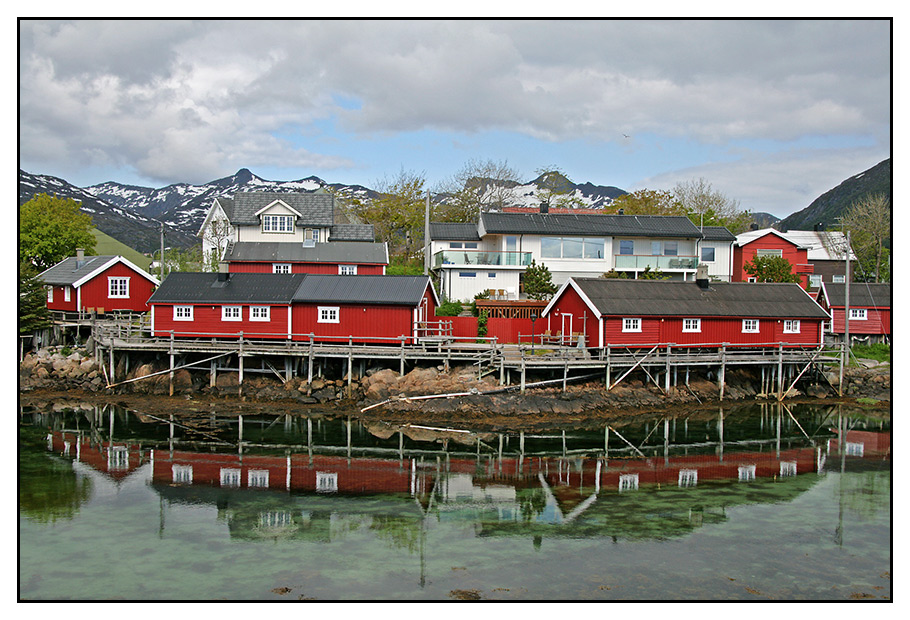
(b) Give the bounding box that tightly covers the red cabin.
[816,282,891,343]
[733,229,814,287]
[542,275,830,349]
[222,241,388,275]
[39,252,159,314]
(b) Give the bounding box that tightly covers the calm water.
[19,401,890,601]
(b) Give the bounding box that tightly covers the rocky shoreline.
[18,346,891,421]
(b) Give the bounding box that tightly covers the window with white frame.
[742,319,759,333]
[701,246,715,262]
[64,286,71,302]
[849,308,867,320]
[783,320,800,333]
[622,318,642,333]
[747,277,757,283]
[262,214,293,233]
[541,237,604,259]
[316,472,338,493]
[459,272,476,278]
[845,442,864,457]
[173,306,193,321]
[808,274,822,288]
[222,306,242,321]
[832,275,846,283]
[250,306,270,321]
[756,248,783,258]
[220,468,241,487]
[738,465,756,482]
[339,265,357,275]
[259,511,293,528]
[47,286,54,303]
[108,446,129,470]
[663,241,678,256]
[683,318,701,333]
[678,469,698,487]
[248,470,269,488]
[172,464,193,484]
[108,276,129,298]
[780,461,797,477]
[618,239,634,255]
[318,306,339,323]
[619,473,639,492]
[272,263,291,274]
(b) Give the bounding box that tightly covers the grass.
[851,343,890,364]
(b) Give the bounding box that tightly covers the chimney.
[750,223,759,231]
[696,263,710,289]
[618,208,624,215]
[75,248,85,268]
[814,222,822,232]
[539,202,549,214]
[218,261,230,282]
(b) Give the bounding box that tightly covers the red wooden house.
[39,251,159,313]
[222,241,388,275]
[541,272,830,349]
[732,228,814,287]
[816,282,891,344]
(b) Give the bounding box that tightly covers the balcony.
[614,254,698,271]
[433,250,533,268]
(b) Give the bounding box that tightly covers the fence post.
[400,337,406,376]
[718,343,726,401]
[777,342,784,399]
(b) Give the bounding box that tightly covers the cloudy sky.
[18,19,891,218]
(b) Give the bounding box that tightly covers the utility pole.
[160,221,165,280]
[424,190,431,275]
[844,230,851,358]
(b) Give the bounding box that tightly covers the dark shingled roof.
[821,283,891,309]
[293,275,432,306]
[223,241,388,264]
[699,226,736,242]
[566,278,830,318]
[329,224,376,242]
[429,222,482,241]
[214,196,234,220]
[227,192,334,227]
[148,273,306,304]
[479,212,703,238]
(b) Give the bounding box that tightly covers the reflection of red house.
[48,432,147,481]
[733,229,814,287]
[827,430,890,457]
[39,251,159,313]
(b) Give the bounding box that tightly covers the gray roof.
[699,226,736,242]
[429,222,482,241]
[39,255,155,286]
[223,241,388,265]
[480,213,703,238]
[820,283,890,308]
[227,191,334,227]
[329,224,376,242]
[293,275,432,306]
[565,278,829,319]
[214,196,234,220]
[148,273,306,304]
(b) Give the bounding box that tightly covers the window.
[651,241,662,256]
[783,320,800,333]
[339,265,357,275]
[108,277,129,298]
[619,240,634,255]
[541,237,562,258]
[663,241,678,256]
[47,286,53,303]
[318,306,339,323]
[488,272,496,278]
[272,263,291,274]
[316,472,338,493]
[756,248,783,258]
[262,214,293,232]
[220,468,241,487]
[248,470,269,488]
[683,318,701,333]
[259,511,293,528]
[464,242,478,250]
[459,272,476,278]
[747,277,757,283]
[678,469,698,487]
[250,306,270,321]
[742,319,759,333]
[173,306,193,321]
[108,446,129,470]
[845,442,864,457]
[808,274,822,288]
[849,308,867,320]
[304,228,316,242]
[619,474,639,492]
[832,275,846,283]
[622,318,642,333]
[64,286,71,302]
[172,465,193,484]
[738,465,756,482]
[701,247,715,262]
[780,462,797,477]
[449,242,463,249]
[222,306,242,321]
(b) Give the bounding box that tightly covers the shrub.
[436,301,464,317]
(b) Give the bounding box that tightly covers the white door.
[561,313,573,345]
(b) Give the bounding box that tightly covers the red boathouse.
[39,251,159,314]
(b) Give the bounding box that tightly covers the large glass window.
[562,237,583,258]
[541,237,561,258]
[583,238,604,259]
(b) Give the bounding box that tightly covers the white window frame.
[172,464,193,484]
[222,305,242,321]
[250,306,270,321]
[756,248,783,258]
[738,465,756,482]
[64,286,71,302]
[318,306,339,324]
[459,272,476,278]
[248,469,269,488]
[832,275,846,283]
[47,286,53,303]
[108,276,130,298]
[682,318,701,333]
[622,318,642,333]
[780,461,797,477]
[339,265,357,275]
[619,473,639,492]
[747,277,757,283]
[742,319,759,333]
[173,306,194,321]
[783,320,800,333]
[678,469,698,487]
[272,263,291,274]
[808,274,822,288]
[108,446,129,470]
[849,308,867,320]
[220,468,241,487]
[262,214,294,233]
[845,442,864,457]
[316,471,338,493]
[700,246,715,262]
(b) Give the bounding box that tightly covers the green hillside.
[91,228,153,271]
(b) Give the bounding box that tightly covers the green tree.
[19,193,97,269]
[153,246,204,275]
[841,193,890,283]
[436,158,520,221]
[523,260,557,300]
[637,265,669,280]
[533,167,586,210]
[601,269,629,279]
[19,261,51,334]
[673,178,752,234]
[611,189,684,216]
[743,255,802,284]
[355,169,427,258]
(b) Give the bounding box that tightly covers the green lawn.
[91,229,153,271]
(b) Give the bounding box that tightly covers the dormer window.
[262,214,294,233]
